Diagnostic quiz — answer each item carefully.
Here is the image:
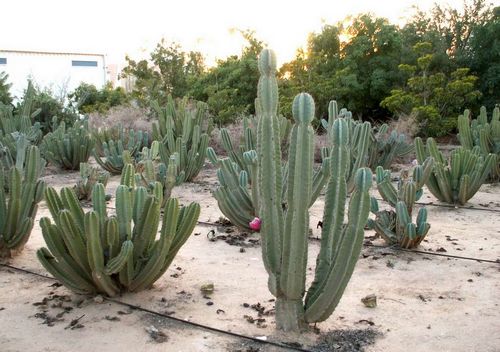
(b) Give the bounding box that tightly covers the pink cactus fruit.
[249,217,261,231]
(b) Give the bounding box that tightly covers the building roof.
[0,49,105,57]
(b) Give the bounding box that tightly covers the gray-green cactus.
[1,134,45,185]
[152,96,212,182]
[93,140,134,174]
[321,101,371,192]
[457,106,500,180]
[37,164,200,296]
[415,137,495,205]
[41,120,94,170]
[256,49,372,331]
[367,124,414,170]
[74,163,110,201]
[367,159,433,248]
[207,146,330,232]
[92,124,151,158]
[0,81,43,150]
[135,155,183,206]
[0,145,46,258]
[216,114,291,177]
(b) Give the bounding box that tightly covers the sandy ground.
[1,163,499,352]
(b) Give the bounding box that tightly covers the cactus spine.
[256,49,372,331]
[0,145,45,258]
[37,164,200,296]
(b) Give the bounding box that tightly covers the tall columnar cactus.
[321,101,371,192]
[256,49,372,331]
[152,96,212,182]
[0,145,45,258]
[415,137,495,205]
[74,163,110,201]
[457,106,500,180]
[367,158,433,248]
[41,120,94,170]
[37,164,200,296]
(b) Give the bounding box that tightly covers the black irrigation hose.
[363,243,499,264]
[0,263,312,352]
[104,297,313,352]
[196,221,500,265]
[373,197,500,213]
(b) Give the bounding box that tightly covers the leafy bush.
[69,82,129,114]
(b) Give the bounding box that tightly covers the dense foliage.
[69,82,129,114]
[1,1,497,137]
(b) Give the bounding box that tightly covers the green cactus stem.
[256,49,372,331]
[37,164,200,296]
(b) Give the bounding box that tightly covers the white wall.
[0,50,106,99]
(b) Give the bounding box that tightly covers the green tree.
[460,6,500,109]
[381,42,482,137]
[188,30,265,125]
[68,82,128,114]
[121,40,205,106]
[279,14,403,120]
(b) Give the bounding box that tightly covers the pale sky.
[1,0,494,67]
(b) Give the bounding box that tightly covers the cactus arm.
[257,49,284,288]
[85,211,120,296]
[280,93,314,300]
[37,248,96,295]
[57,210,91,273]
[304,168,371,322]
[104,240,134,275]
[132,196,160,261]
[115,185,133,239]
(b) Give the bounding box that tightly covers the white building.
[0,49,107,99]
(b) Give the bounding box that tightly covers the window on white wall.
[72,60,98,67]
[0,58,6,65]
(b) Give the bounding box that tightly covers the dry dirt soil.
[1,163,499,352]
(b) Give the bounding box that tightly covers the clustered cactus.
[415,137,495,205]
[93,141,133,174]
[367,124,414,170]
[0,81,43,151]
[37,164,200,296]
[367,158,434,248]
[256,49,372,331]
[74,163,110,201]
[207,141,330,232]
[152,96,212,182]
[41,120,94,170]
[457,106,500,180]
[0,145,45,258]
[92,124,150,158]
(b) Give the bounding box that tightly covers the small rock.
[200,283,214,294]
[145,325,168,343]
[361,294,377,308]
[93,295,104,304]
